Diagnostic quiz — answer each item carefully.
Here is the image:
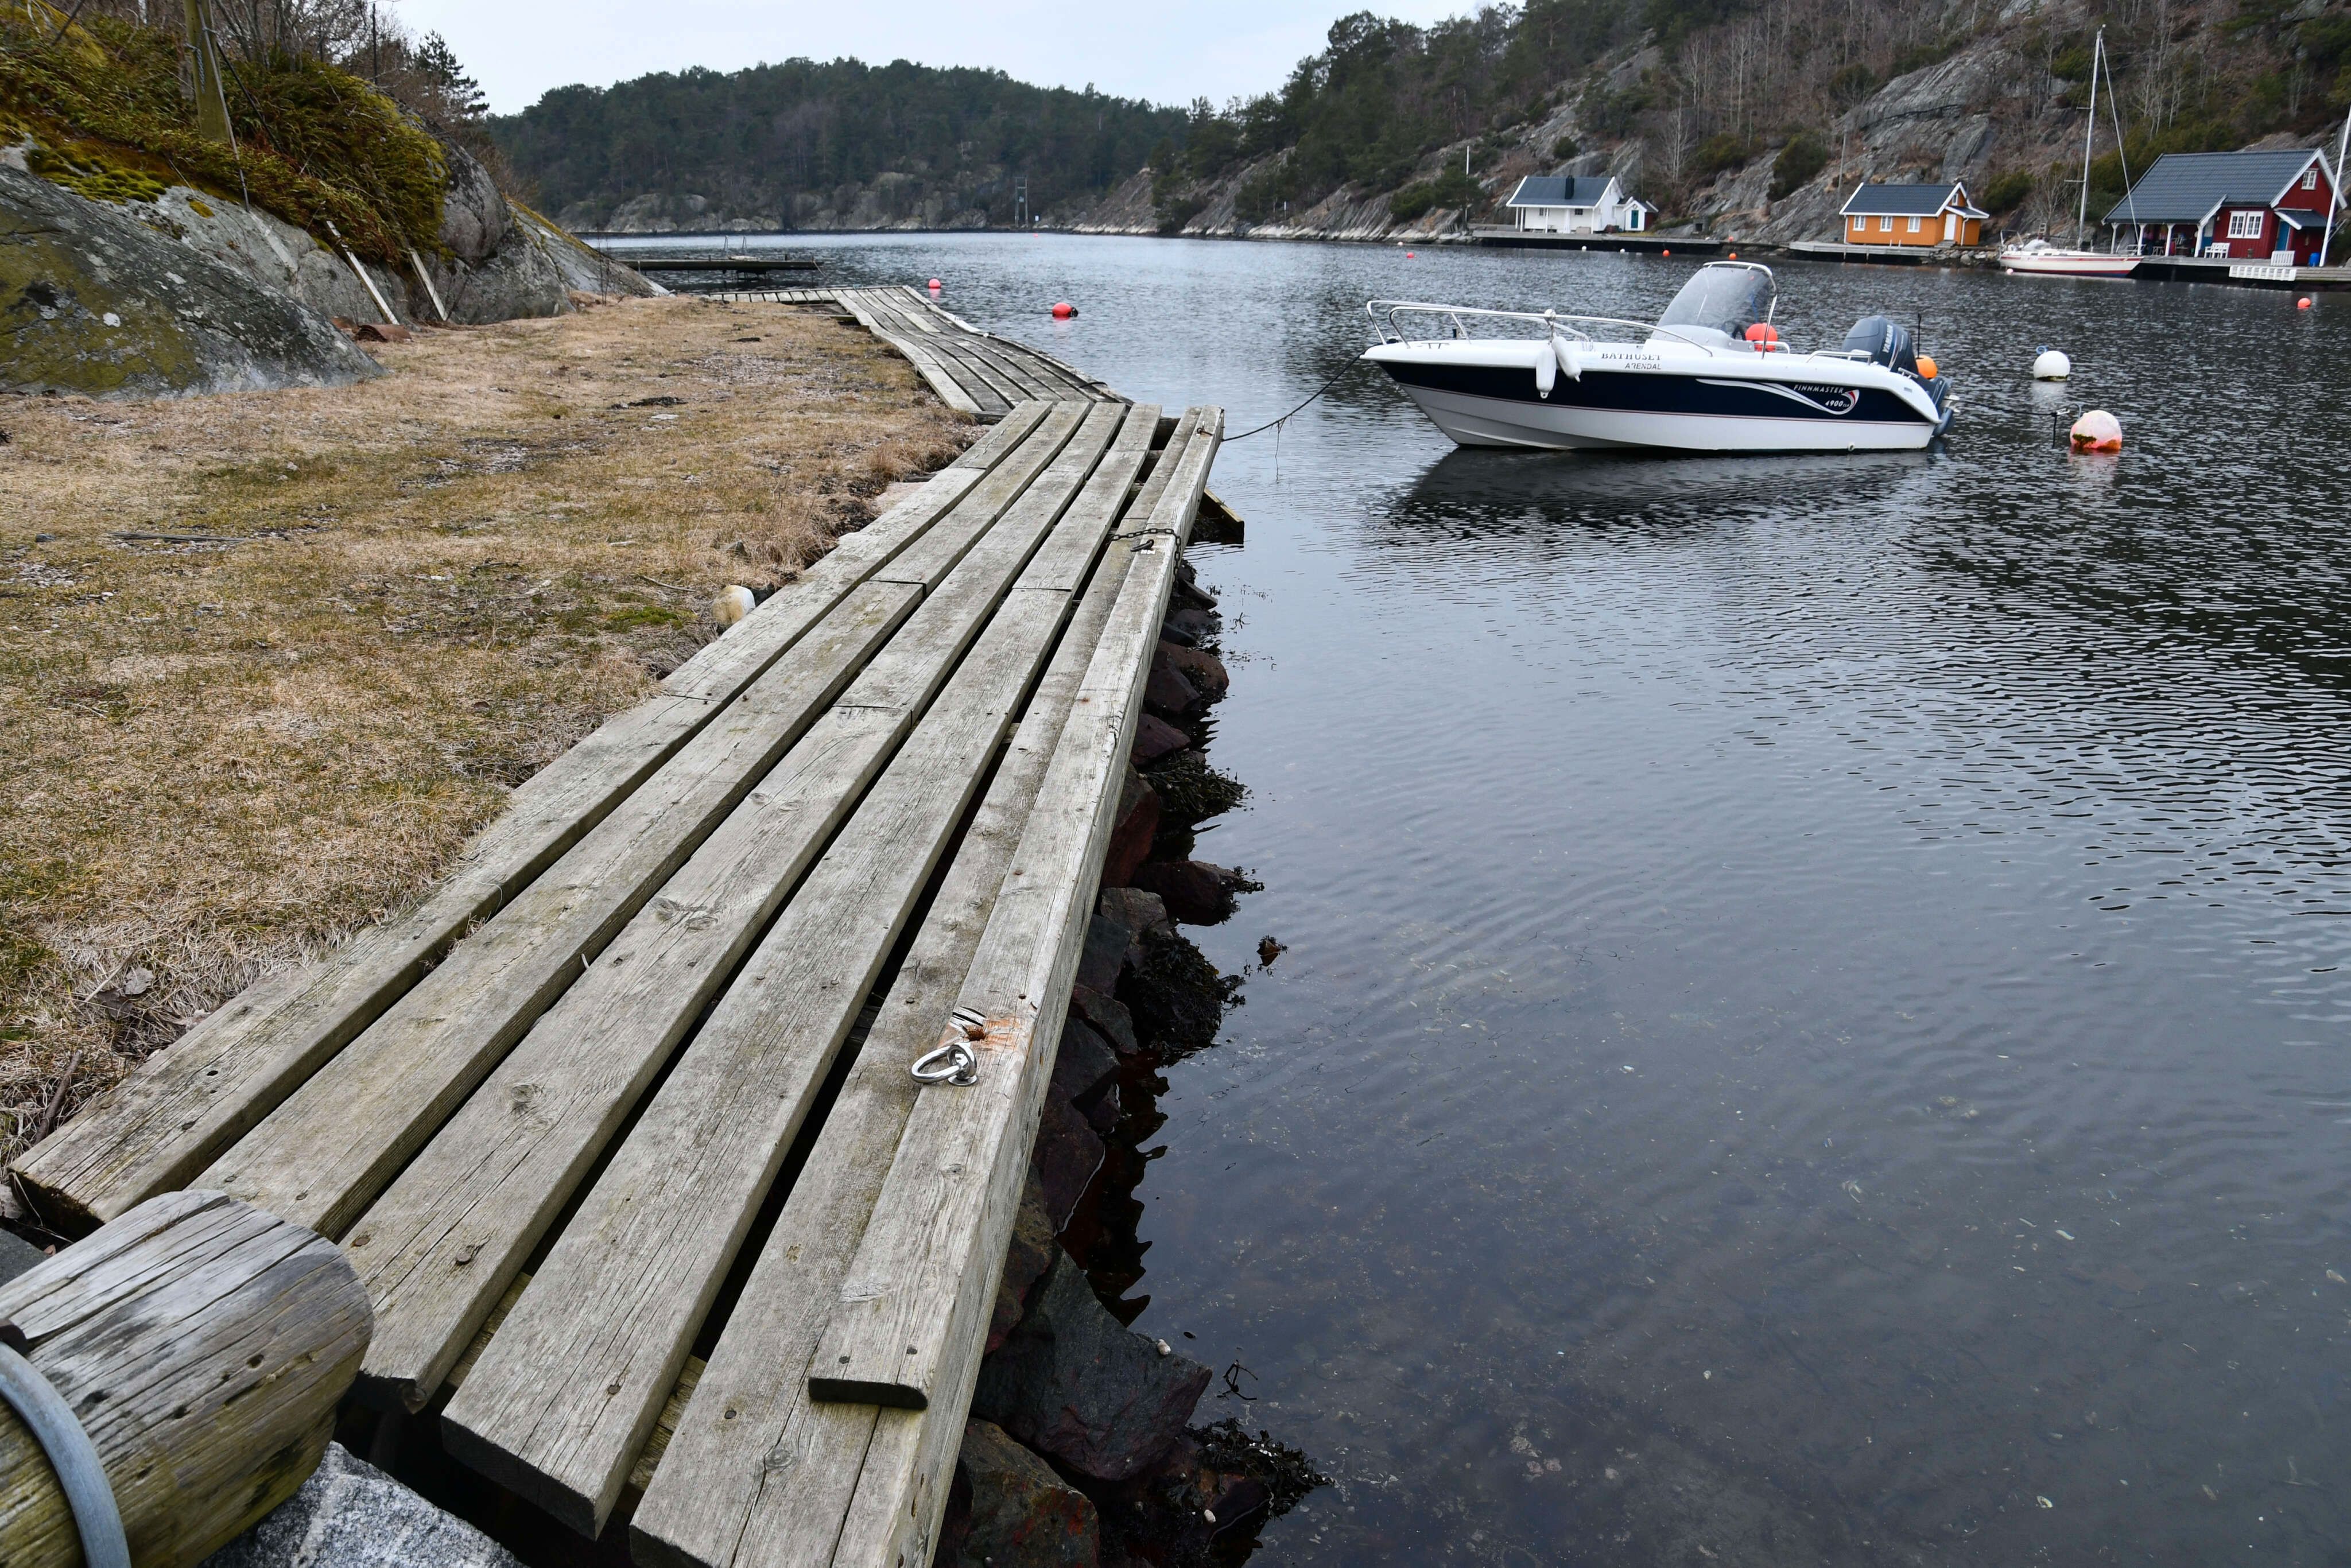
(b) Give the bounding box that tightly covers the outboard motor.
[1840,315,1918,377]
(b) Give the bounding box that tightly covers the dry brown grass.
[0,294,974,1159]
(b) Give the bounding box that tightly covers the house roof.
[2102,150,2334,224]
[2275,205,2327,230]
[1840,182,1969,217]
[1507,176,1619,209]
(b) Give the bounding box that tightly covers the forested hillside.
[490,0,2351,241]
[490,60,1185,232]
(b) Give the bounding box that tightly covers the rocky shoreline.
[936,538,1324,1568]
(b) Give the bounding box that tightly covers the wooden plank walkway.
[724,286,1123,421]
[11,288,1222,1568]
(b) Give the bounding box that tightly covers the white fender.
[1533,341,1555,396]
[1553,336,1582,382]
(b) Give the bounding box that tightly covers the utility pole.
[1014,175,1028,228]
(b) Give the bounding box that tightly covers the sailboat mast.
[2325,99,2351,267]
[2077,28,2102,249]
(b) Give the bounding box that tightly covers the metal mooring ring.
[910,1040,978,1086]
[913,1008,988,1086]
[0,1333,131,1568]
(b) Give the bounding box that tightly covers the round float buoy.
[1728,251,1737,259]
[928,278,942,290]
[1662,248,1671,258]
[1916,354,1938,379]
[712,584,757,629]
[1743,323,1781,351]
[2298,296,2313,310]
[2069,409,2123,453]
[2032,347,2071,381]
[1051,301,1076,319]
[1405,251,1415,259]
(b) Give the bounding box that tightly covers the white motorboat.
[1999,238,2141,278]
[1362,261,1954,453]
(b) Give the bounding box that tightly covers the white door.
[1943,211,1957,242]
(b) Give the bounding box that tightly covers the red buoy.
[2299,296,2314,309]
[1051,301,1076,319]
[1405,251,1415,259]
[928,278,942,290]
[1662,248,1671,257]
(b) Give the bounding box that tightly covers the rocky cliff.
[0,163,382,398]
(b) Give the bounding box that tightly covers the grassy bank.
[0,294,972,1161]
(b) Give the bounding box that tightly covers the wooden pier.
[735,287,1124,422]
[11,286,1222,1566]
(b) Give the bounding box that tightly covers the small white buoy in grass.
[712,584,756,628]
[2033,347,2071,381]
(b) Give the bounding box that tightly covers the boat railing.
[1365,300,1727,356]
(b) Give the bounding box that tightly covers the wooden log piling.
[0,1191,369,1568]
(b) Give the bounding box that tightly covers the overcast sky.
[393,0,1471,117]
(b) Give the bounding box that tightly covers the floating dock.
[13,288,1222,1567]
[617,255,822,273]
[1470,226,1722,254]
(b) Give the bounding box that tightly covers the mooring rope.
[1223,358,1363,442]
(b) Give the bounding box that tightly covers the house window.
[1907,215,1922,232]
[2227,209,2264,239]
[1879,216,1892,232]
[2305,170,2319,191]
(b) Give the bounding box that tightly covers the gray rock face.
[0,166,382,399]
[972,1252,1211,1481]
[437,139,511,266]
[199,1442,519,1568]
[125,185,404,325]
[940,1419,1100,1568]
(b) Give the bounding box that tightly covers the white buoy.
[2032,348,2071,381]
[712,583,756,628]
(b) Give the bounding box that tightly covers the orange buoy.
[1051,301,1076,319]
[2298,296,2313,309]
[1662,248,1671,257]
[1916,354,1938,379]
[1728,251,1737,259]
[1743,323,1782,351]
[2069,409,2123,453]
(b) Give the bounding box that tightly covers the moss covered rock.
[0,165,380,398]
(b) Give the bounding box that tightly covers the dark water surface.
[775,234,2350,1565]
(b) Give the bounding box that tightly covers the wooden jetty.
[734,287,1124,422]
[621,256,823,274]
[1470,226,1723,255]
[11,285,1224,1566]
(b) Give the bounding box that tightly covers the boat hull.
[1367,348,1946,453]
[1999,252,2142,278]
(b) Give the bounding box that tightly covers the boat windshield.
[1654,263,1775,343]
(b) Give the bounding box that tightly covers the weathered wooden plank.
[625,418,1155,1568]
[197,587,914,1239]
[832,293,993,418]
[948,401,1048,469]
[344,406,1136,1415]
[816,417,1224,1568]
[810,409,1223,1414]
[436,407,1148,1539]
[10,448,1011,1237]
[0,1190,370,1568]
[193,412,1092,1241]
[903,289,1123,401]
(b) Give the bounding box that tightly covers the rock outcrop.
[972,1252,1212,1481]
[200,1442,520,1568]
[1,165,382,398]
